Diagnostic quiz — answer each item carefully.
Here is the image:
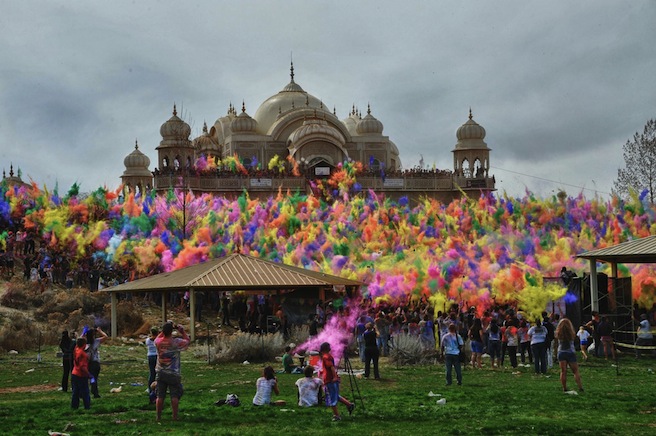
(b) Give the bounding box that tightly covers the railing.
[153,174,494,194]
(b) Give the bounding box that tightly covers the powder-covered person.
[155,321,190,421]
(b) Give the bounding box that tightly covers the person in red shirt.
[319,342,354,421]
[71,337,91,410]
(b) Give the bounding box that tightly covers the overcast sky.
[1,1,654,199]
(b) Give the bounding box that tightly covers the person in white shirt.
[636,314,654,358]
[295,365,323,407]
[576,326,591,361]
[253,366,280,406]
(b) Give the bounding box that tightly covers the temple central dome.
[253,63,326,135]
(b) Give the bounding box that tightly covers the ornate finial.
[305,95,309,107]
[278,105,282,115]
[228,102,232,115]
[291,99,295,109]
[469,107,473,120]
[9,164,14,177]
[202,121,208,133]
[367,103,371,115]
[320,100,323,109]
[2,169,4,178]
[352,104,355,116]
[135,139,139,150]
[333,106,336,116]
[173,103,177,116]
[242,101,246,113]
[290,60,295,82]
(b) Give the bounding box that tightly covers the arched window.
[473,158,482,178]
[462,158,471,178]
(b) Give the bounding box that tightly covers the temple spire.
[469,107,473,120]
[135,139,139,150]
[173,103,177,117]
[290,60,295,82]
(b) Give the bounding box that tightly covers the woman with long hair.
[468,318,484,369]
[555,318,584,392]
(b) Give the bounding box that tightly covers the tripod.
[342,354,365,412]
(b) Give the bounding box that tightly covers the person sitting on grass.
[295,365,323,407]
[282,346,299,374]
[319,341,355,421]
[253,366,285,406]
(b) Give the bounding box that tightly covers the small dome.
[342,106,360,136]
[356,105,384,135]
[123,141,152,177]
[230,102,258,133]
[289,114,346,148]
[456,109,486,141]
[194,122,220,152]
[160,104,191,140]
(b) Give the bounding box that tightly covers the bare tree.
[614,119,656,203]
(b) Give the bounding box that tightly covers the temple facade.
[121,64,494,203]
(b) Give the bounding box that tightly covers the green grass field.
[1,344,654,435]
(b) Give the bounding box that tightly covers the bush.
[389,334,440,365]
[0,280,44,310]
[210,331,285,363]
[109,300,145,336]
[0,312,57,353]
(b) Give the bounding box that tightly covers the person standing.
[555,318,584,393]
[441,323,464,386]
[528,320,548,374]
[59,330,74,392]
[468,318,484,369]
[319,342,355,421]
[71,337,91,410]
[155,321,190,422]
[577,325,591,361]
[86,326,108,399]
[586,311,602,358]
[145,327,158,394]
[363,323,380,379]
[636,314,654,358]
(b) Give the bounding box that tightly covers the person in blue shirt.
[440,323,464,386]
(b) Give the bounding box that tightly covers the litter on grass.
[564,390,578,395]
[436,398,447,405]
[427,391,442,397]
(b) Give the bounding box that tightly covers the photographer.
[85,326,108,399]
[155,321,190,422]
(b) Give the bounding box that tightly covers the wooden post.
[589,259,598,312]
[189,288,196,341]
[161,291,168,323]
[110,292,117,338]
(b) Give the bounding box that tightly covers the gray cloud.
[1,0,654,198]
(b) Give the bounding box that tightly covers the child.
[577,325,591,361]
[71,337,90,410]
[253,366,284,406]
[319,342,355,421]
[295,365,323,407]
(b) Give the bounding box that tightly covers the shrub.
[389,334,440,365]
[108,300,145,336]
[0,279,44,310]
[210,331,285,363]
[0,312,57,353]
